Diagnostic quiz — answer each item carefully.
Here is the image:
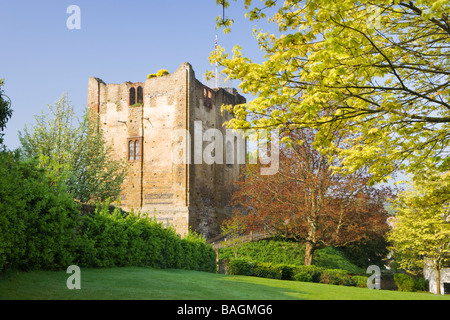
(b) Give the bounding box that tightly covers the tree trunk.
[436,267,441,295]
[304,242,315,265]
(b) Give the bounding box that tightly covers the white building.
[423,261,450,295]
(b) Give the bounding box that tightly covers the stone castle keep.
[88,62,246,238]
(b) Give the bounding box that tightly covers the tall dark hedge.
[76,204,216,272]
[0,152,80,271]
[0,151,215,273]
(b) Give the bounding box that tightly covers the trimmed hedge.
[227,259,363,287]
[321,269,352,285]
[219,240,362,273]
[292,265,325,283]
[394,273,415,292]
[0,153,216,273]
[352,275,369,288]
[393,273,426,292]
[0,154,80,271]
[227,258,426,292]
[76,204,216,272]
[294,272,313,282]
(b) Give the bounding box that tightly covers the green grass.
[1,267,449,300]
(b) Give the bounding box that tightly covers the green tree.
[0,78,13,147]
[19,94,78,185]
[387,172,450,295]
[66,108,128,203]
[0,151,81,271]
[210,0,450,183]
[19,93,127,203]
[220,215,249,259]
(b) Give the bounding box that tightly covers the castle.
[88,62,246,238]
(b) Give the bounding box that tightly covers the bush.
[0,153,216,273]
[277,265,295,280]
[352,275,369,288]
[76,204,216,272]
[0,152,80,272]
[294,272,313,282]
[393,274,426,292]
[394,273,415,292]
[219,240,362,273]
[253,262,281,279]
[228,259,252,276]
[226,258,358,287]
[181,231,217,272]
[413,277,427,292]
[292,265,324,283]
[321,269,351,285]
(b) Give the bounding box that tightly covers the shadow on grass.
[0,267,309,300]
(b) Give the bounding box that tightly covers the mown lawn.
[0,267,448,300]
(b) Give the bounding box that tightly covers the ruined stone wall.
[141,63,190,235]
[88,62,245,238]
[188,79,246,237]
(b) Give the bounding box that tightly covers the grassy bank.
[1,267,448,300]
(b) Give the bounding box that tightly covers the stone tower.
[88,62,246,238]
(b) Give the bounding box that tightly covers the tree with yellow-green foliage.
[210,0,450,184]
[387,171,450,294]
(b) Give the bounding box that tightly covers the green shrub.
[352,275,369,288]
[180,231,216,272]
[394,273,415,292]
[0,152,80,272]
[0,153,216,273]
[219,240,362,273]
[292,265,324,283]
[76,204,216,272]
[228,259,252,275]
[277,265,294,280]
[253,262,281,279]
[343,276,357,286]
[413,277,427,292]
[226,258,358,288]
[294,272,313,282]
[321,269,350,285]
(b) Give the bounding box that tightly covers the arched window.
[128,140,134,161]
[128,137,143,162]
[129,87,136,106]
[135,140,140,161]
[137,86,143,104]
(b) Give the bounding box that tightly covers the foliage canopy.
[211,0,450,183]
[19,93,127,203]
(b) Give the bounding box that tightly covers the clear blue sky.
[0,0,266,150]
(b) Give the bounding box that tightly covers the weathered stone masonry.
[88,62,246,238]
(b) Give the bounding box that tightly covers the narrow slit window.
[129,87,136,106]
[135,140,140,160]
[129,140,134,161]
[137,86,143,104]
